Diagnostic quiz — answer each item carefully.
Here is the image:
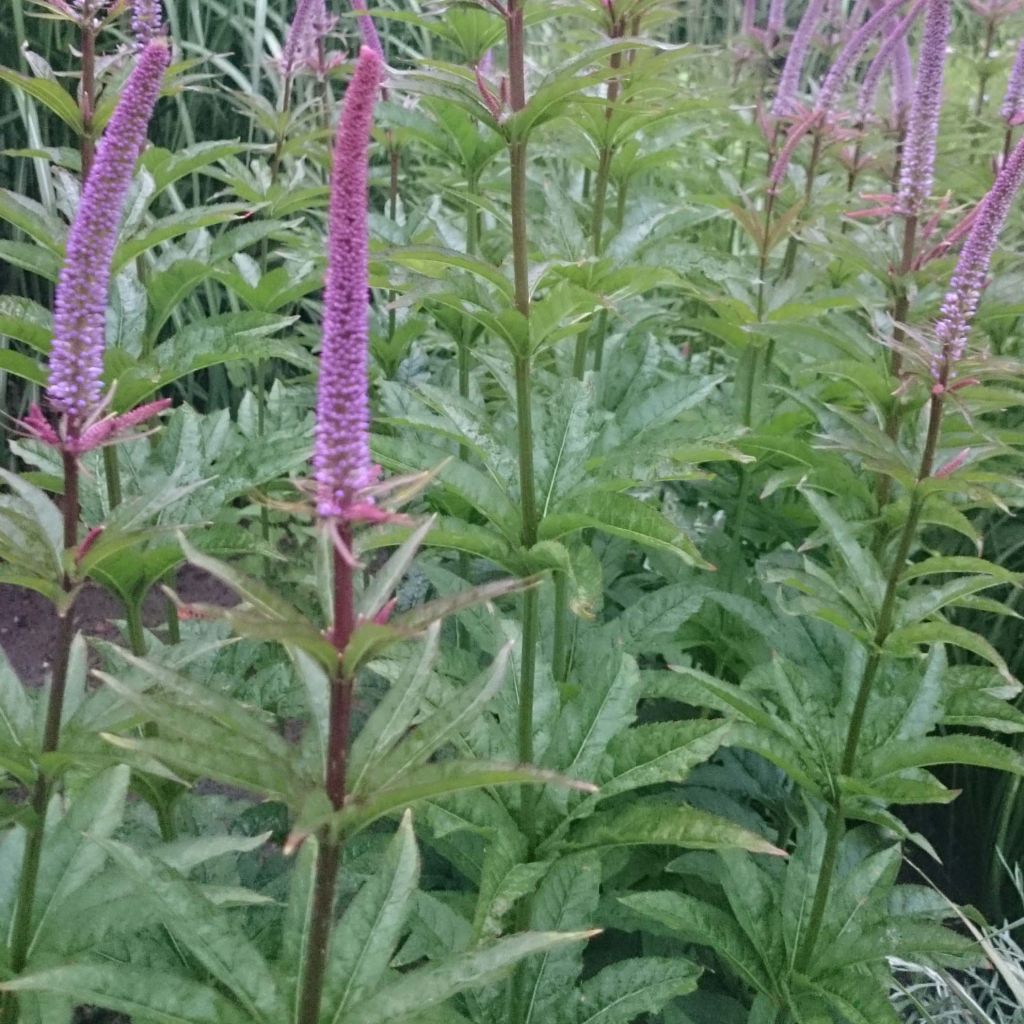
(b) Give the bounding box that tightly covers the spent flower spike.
[931,134,1024,382]
[314,45,384,521]
[896,0,950,217]
[46,37,170,425]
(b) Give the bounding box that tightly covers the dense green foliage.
[4,0,1024,1022]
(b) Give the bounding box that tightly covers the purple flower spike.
[891,31,914,125]
[130,0,161,47]
[768,0,786,41]
[47,38,170,423]
[897,0,950,217]
[773,0,827,116]
[281,0,321,79]
[857,4,924,122]
[314,46,384,521]
[816,0,922,115]
[1002,38,1024,123]
[932,134,1024,381]
[350,0,384,57]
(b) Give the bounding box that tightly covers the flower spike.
[313,46,385,521]
[896,0,951,217]
[47,37,170,426]
[932,134,1024,382]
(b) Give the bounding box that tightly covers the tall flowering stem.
[879,0,950,528]
[573,2,627,379]
[1,39,169,1023]
[796,132,1024,982]
[296,45,383,1024]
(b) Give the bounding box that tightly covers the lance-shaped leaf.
[343,931,600,1024]
[558,802,786,858]
[322,811,420,1022]
[95,839,286,1022]
[559,957,701,1024]
[0,964,249,1024]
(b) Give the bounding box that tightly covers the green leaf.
[344,931,597,1024]
[543,647,641,798]
[0,68,82,131]
[861,735,1024,778]
[0,964,248,1024]
[598,721,731,801]
[562,957,701,1024]
[97,840,286,1022]
[338,761,592,838]
[541,491,709,568]
[355,646,511,793]
[348,625,441,793]
[323,811,420,1023]
[29,766,130,958]
[619,891,772,996]
[562,802,786,858]
[800,487,886,610]
[0,295,52,352]
[885,621,1014,681]
[520,854,601,1024]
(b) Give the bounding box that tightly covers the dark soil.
[0,565,235,685]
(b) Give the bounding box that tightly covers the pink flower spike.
[931,133,1024,381]
[349,0,384,56]
[1004,38,1024,124]
[47,38,170,427]
[314,46,384,522]
[69,398,172,453]
[372,598,397,625]
[75,525,104,565]
[773,0,827,117]
[20,404,61,447]
[476,62,503,120]
[934,447,970,478]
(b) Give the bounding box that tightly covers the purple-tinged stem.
[799,130,1024,987]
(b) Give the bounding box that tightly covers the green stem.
[295,531,356,1024]
[573,27,623,378]
[552,570,570,684]
[3,452,79,1022]
[794,390,946,976]
[125,600,146,656]
[874,215,919,538]
[102,445,122,509]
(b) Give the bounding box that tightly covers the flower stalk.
[795,130,1024,982]
[3,39,169,1022]
[295,45,383,1024]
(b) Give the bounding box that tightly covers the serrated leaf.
[0,964,248,1024]
[562,957,701,1024]
[322,811,420,1023]
[562,802,785,857]
[97,840,285,1022]
[344,931,597,1024]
